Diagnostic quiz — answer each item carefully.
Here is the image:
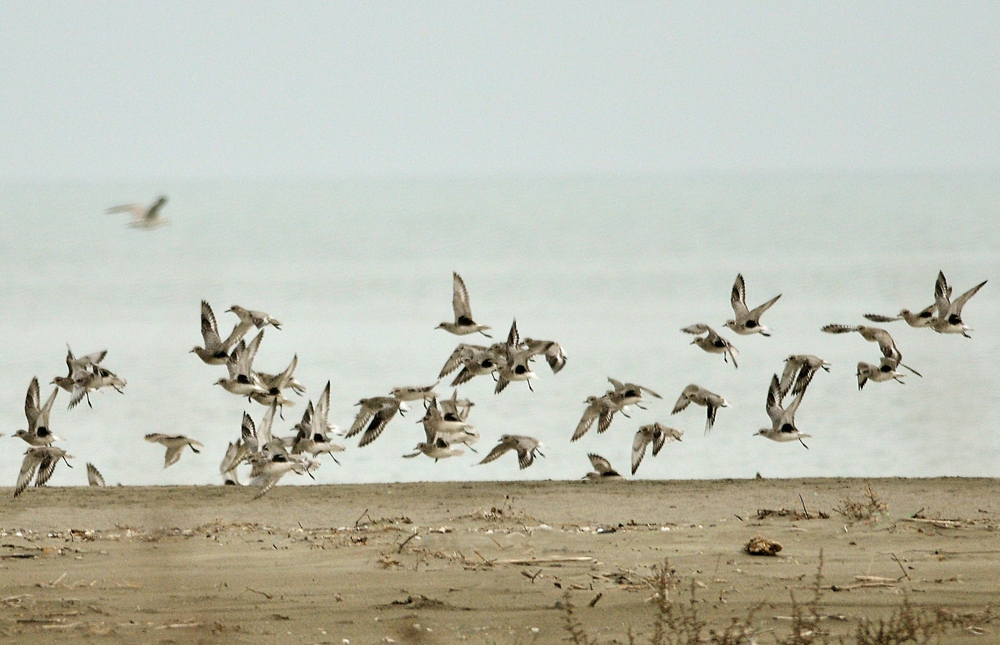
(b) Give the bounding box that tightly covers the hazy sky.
[2,1,998,179]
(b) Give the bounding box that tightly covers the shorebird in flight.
[682,323,739,368]
[14,446,73,498]
[477,434,544,470]
[583,454,622,480]
[930,271,987,337]
[631,422,683,475]
[725,273,781,336]
[777,354,830,399]
[437,272,492,338]
[52,345,107,392]
[864,303,937,328]
[228,305,282,331]
[191,300,252,365]
[821,324,922,377]
[572,393,618,441]
[346,396,407,447]
[672,384,729,435]
[756,374,811,448]
[86,463,106,486]
[14,377,61,446]
[105,195,169,228]
[404,436,465,462]
[145,434,204,468]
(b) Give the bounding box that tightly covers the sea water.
[0,175,997,486]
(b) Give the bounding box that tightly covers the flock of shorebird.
[5,244,988,498]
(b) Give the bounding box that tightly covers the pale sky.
[2,1,998,179]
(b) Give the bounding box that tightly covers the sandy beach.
[2,478,998,644]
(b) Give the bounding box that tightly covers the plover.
[631,423,683,475]
[682,323,739,368]
[248,450,319,500]
[756,374,811,448]
[86,463,106,486]
[14,377,61,446]
[437,272,492,337]
[442,344,504,386]
[725,273,781,336]
[250,354,300,410]
[672,384,729,435]
[930,271,987,337]
[477,434,544,470]
[419,398,479,450]
[777,354,831,399]
[14,446,73,498]
[584,453,622,480]
[494,320,539,394]
[105,195,168,228]
[145,433,205,469]
[191,300,252,365]
[215,332,268,398]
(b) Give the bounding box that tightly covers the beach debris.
[745,535,782,556]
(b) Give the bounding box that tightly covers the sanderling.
[930,271,987,337]
[291,382,346,463]
[572,394,618,441]
[477,434,544,470]
[66,364,127,410]
[821,324,922,377]
[228,305,283,331]
[191,300,252,365]
[145,433,205,469]
[53,345,108,392]
[521,338,568,374]
[756,374,811,448]
[391,381,441,402]
[725,273,781,336]
[14,377,61,446]
[608,377,662,411]
[778,354,830,399]
[442,344,504,386]
[856,358,907,390]
[404,436,465,461]
[250,354,300,411]
[419,398,479,450]
[86,462,106,486]
[346,396,407,447]
[14,446,73,498]
[105,195,168,228]
[584,453,622,480]
[437,272,493,338]
[631,423,683,475]
[864,303,937,328]
[671,384,729,435]
[682,324,739,368]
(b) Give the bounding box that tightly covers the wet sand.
[1,478,998,644]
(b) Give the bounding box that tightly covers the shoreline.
[2,478,999,643]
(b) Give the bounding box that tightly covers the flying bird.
[105,195,168,228]
[437,272,492,337]
[725,273,781,336]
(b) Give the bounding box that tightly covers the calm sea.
[1,175,997,486]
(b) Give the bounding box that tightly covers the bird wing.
[671,389,692,414]
[588,453,613,475]
[452,272,474,321]
[357,403,398,447]
[200,300,223,348]
[863,313,900,323]
[631,428,652,475]
[821,324,858,334]
[86,462,105,486]
[934,271,951,317]
[951,280,987,316]
[730,274,749,318]
[572,402,600,441]
[749,293,781,319]
[14,449,44,498]
[681,323,710,335]
[256,402,278,448]
[24,377,41,429]
[239,330,265,376]
[477,440,513,465]
[766,375,783,424]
